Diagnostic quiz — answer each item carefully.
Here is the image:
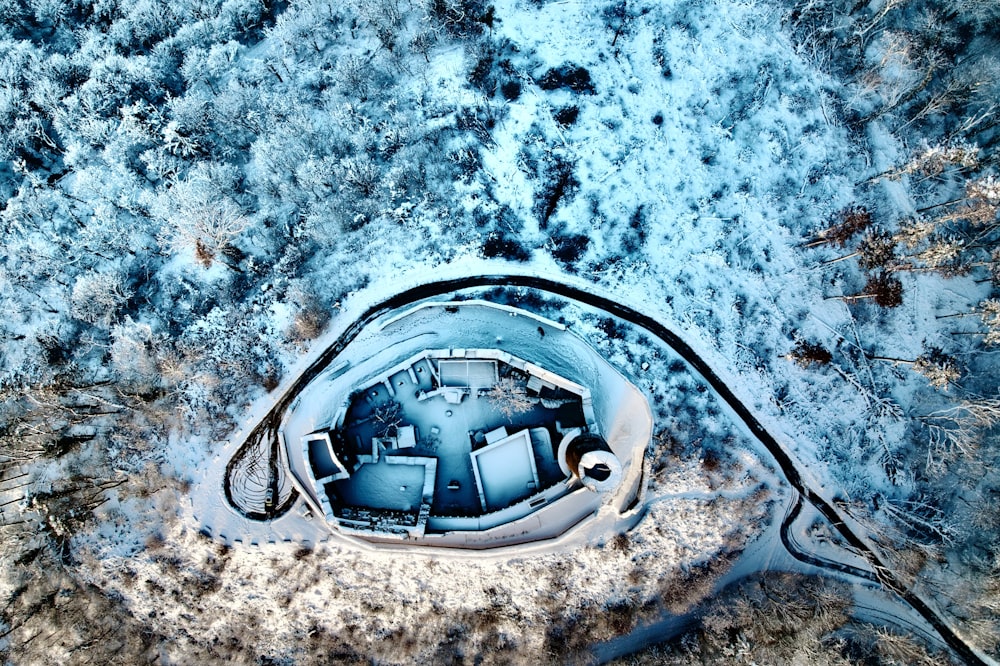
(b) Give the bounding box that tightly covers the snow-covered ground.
[3,0,994,661]
[71,274,791,661]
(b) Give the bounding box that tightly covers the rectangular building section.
[438,359,499,389]
[470,429,541,512]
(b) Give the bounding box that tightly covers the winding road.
[224,274,988,665]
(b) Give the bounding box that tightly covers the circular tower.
[558,431,623,493]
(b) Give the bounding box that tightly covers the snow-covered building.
[287,348,635,544]
[278,302,652,548]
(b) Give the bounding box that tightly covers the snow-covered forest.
[1,0,998,663]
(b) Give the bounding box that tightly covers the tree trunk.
[822,251,860,266]
[830,293,876,302]
[868,356,915,364]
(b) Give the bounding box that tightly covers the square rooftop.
[470,429,541,512]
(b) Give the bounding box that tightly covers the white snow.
[6,0,990,659]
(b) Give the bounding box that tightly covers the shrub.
[468,54,496,93]
[290,303,330,341]
[553,105,579,126]
[622,205,647,253]
[537,64,596,94]
[425,0,489,37]
[482,231,531,261]
[500,79,521,100]
[549,233,589,269]
[456,106,500,146]
[533,156,578,226]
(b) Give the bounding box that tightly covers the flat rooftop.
[331,457,427,512]
[471,428,541,512]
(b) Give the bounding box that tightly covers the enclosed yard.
[339,355,576,517]
[330,458,427,512]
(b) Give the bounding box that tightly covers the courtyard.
[338,355,580,517]
[276,300,652,547]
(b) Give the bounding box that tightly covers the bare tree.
[920,398,1000,472]
[803,205,872,248]
[934,174,1000,231]
[858,229,898,270]
[874,141,979,183]
[904,237,967,275]
[822,228,896,269]
[109,316,160,392]
[912,349,962,389]
[834,272,903,307]
[487,376,534,418]
[786,340,833,368]
[69,271,132,327]
[868,347,961,390]
[155,163,249,268]
[867,272,904,307]
[350,0,404,52]
[698,573,851,663]
[851,30,923,111]
[854,0,914,40]
[982,299,1000,345]
[938,299,1000,345]
[408,30,436,65]
[372,400,402,438]
[894,216,936,249]
[857,623,954,665]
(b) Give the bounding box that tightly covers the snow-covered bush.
[69,271,133,327]
[109,316,160,391]
[153,161,250,268]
